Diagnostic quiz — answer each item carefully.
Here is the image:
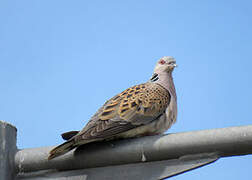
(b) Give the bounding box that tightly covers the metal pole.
[0,120,17,180]
[15,125,252,173]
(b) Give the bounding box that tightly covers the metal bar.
[16,153,219,180]
[15,125,252,173]
[0,120,17,180]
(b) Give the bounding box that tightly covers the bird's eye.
[159,59,166,65]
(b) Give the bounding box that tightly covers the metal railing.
[1,120,252,180]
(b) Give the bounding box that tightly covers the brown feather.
[75,83,170,140]
[48,139,75,160]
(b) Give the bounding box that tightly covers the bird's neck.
[150,71,177,100]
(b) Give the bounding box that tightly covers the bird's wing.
[74,83,171,141]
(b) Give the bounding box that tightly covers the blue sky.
[0,0,251,179]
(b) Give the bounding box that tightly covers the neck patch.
[150,73,159,82]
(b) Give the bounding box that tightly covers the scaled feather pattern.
[48,56,177,160]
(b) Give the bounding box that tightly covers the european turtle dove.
[48,56,177,160]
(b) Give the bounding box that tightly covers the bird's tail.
[48,139,75,160]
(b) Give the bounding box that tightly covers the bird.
[48,56,177,160]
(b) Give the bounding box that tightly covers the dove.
[48,56,177,160]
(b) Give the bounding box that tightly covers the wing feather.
[74,83,170,141]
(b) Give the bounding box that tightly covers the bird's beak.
[173,64,178,68]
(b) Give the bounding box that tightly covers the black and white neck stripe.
[150,73,159,82]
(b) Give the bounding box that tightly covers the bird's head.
[154,56,177,73]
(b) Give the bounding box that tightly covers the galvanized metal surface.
[1,120,252,180]
[0,120,17,180]
[16,153,219,180]
[15,125,252,173]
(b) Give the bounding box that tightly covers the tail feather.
[48,139,75,160]
[61,131,79,141]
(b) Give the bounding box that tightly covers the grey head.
[150,56,177,83]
